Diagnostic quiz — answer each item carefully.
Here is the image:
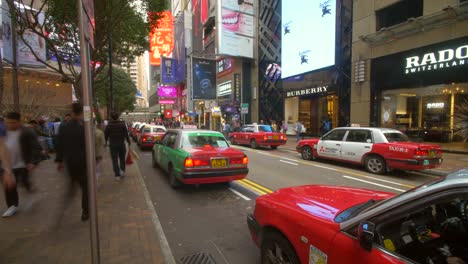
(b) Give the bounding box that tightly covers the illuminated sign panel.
[149,11,174,66]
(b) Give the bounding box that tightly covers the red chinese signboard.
[149,11,174,66]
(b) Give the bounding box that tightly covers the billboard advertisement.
[173,14,186,83]
[158,86,177,98]
[161,57,177,84]
[216,0,254,58]
[149,11,174,66]
[281,0,336,78]
[2,0,47,67]
[192,57,216,100]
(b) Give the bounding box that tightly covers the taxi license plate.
[147,137,153,141]
[211,159,227,168]
[428,150,435,158]
[273,135,279,140]
[423,160,430,165]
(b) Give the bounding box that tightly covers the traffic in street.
[133,138,446,263]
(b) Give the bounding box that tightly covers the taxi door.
[340,129,373,163]
[316,129,347,160]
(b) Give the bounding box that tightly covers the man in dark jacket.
[55,103,89,221]
[105,112,130,180]
[2,112,42,217]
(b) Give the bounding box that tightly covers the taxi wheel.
[168,164,182,188]
[250,139,258,149]
[301,146,314,160]
[365,155,386,174]
[261,231,300,264]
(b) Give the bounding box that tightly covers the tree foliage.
[94,66,137,114]
[5,0,166,101]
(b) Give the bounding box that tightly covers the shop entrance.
[298,95,339,136]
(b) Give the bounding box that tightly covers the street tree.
[94,66,137,115]
[3,0,166,102]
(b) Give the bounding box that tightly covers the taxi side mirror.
[358,221,375,252]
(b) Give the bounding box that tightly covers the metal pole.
[10,0,20,112]
[77,1,100,263]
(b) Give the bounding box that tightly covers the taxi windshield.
[384,132,409,142]
[182,134,229,148]
[258,125,273,132]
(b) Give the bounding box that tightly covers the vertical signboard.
[192,57,216,100]
[234,73,241,103]
[149,11,174,66]
[216,0,255,58]
[173,14,186,83]
[161,57,177,84]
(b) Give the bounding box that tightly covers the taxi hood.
[269,185,394,222]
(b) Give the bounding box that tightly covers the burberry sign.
[285,86,329,97]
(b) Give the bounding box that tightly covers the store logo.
[286,86,328,97]
[426,102,445,109]
[405,44,468,74]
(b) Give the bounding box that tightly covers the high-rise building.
[121,54,149,108]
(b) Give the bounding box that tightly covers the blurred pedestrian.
[2,112,42,217]
[282,120,288,134]
[271,120,277,132]
[105,112,131,181]
[294,120,304,142]
[95,122,105,180]
[55,103,89,221]
[0,117,15,217]
[28,120,50,160]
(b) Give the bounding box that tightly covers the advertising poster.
[149,11,174,66]
[216,0,254,58]
[221,8,254,37]
[173,14,186,83]
[192,57,216,100]
[161,57,177,84]
[2,0,47,67]
[281,0,336,78]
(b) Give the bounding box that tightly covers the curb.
[132,152,177,264]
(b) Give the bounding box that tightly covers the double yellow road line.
[237,179,274,195]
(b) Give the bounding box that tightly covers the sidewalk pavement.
[0,151,168,264]
[281,136,468,176]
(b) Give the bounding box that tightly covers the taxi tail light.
[193,159,210,166]
[230,156,248,165]
[184,158,194,168]
[414,149,428,157]
[263,135,268,141]
[242,156,248,164]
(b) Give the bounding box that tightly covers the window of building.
[376,0,423,31]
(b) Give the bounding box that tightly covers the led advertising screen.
[281,0,336,78]
[192,57,217,100]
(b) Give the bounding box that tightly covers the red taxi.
[296,127,443,174]
[137,125,166,149]
[132,123,146,141]
[229,124,287,149]
[247,169,468,264]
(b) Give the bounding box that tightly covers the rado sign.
[405,44,468,74]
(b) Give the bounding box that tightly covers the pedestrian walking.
[55,103,89,221]
[282,120,288,134]
[28,120,50,160]
[2,112,43,217]
[105,112,131,181]
[95,122,105,180]
[294,120,304,142]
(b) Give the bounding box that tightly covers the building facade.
[351,0,468,143]
[121,55,149,108]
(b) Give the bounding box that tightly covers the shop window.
[376,0,423,31]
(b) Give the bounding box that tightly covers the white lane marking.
[342,175,406,192]
[279,157,299,162]
[313,164,338,171]
[229,187,251,201]
[344,174,414,187]
[280,160,299,166]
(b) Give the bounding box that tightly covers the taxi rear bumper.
[387,157,443,170]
